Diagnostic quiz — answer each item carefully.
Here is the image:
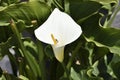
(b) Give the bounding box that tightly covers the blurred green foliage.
[0,0,120,80]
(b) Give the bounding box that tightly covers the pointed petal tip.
[53,8,60,12]
[52,46,64,62]
[56,56,64,63]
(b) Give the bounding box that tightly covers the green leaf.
[0,1,51,26]
[69,1,102,22]
[0,75,6,80]
[90,61,99,77]
[112,62,120,79]
[90,0,118,4]
[44,45,54,59]
[92,46,110,63]
[81,13,120,56]
[0,37,14,58]
[0,0,19,6]
[19,75,29,80]
[79,69,103,80]
[16,20,26,32]
[3,73,18,80]
[109,54,120,79]
[90,0,119,11]
[71,67,80,80]
[36,41,47,80]
[23,38,38,59]
[0,26,12,43]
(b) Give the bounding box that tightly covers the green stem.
[61,62,69,79]
[53,0,64,11]
[10,19,41,79]
[107,3,120,27]
[10,20,26,55]
[67,42,82,71]
[64,0,70,13]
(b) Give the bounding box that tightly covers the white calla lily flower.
[34,8,82,62]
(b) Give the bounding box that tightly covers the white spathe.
[34,8,82,62]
